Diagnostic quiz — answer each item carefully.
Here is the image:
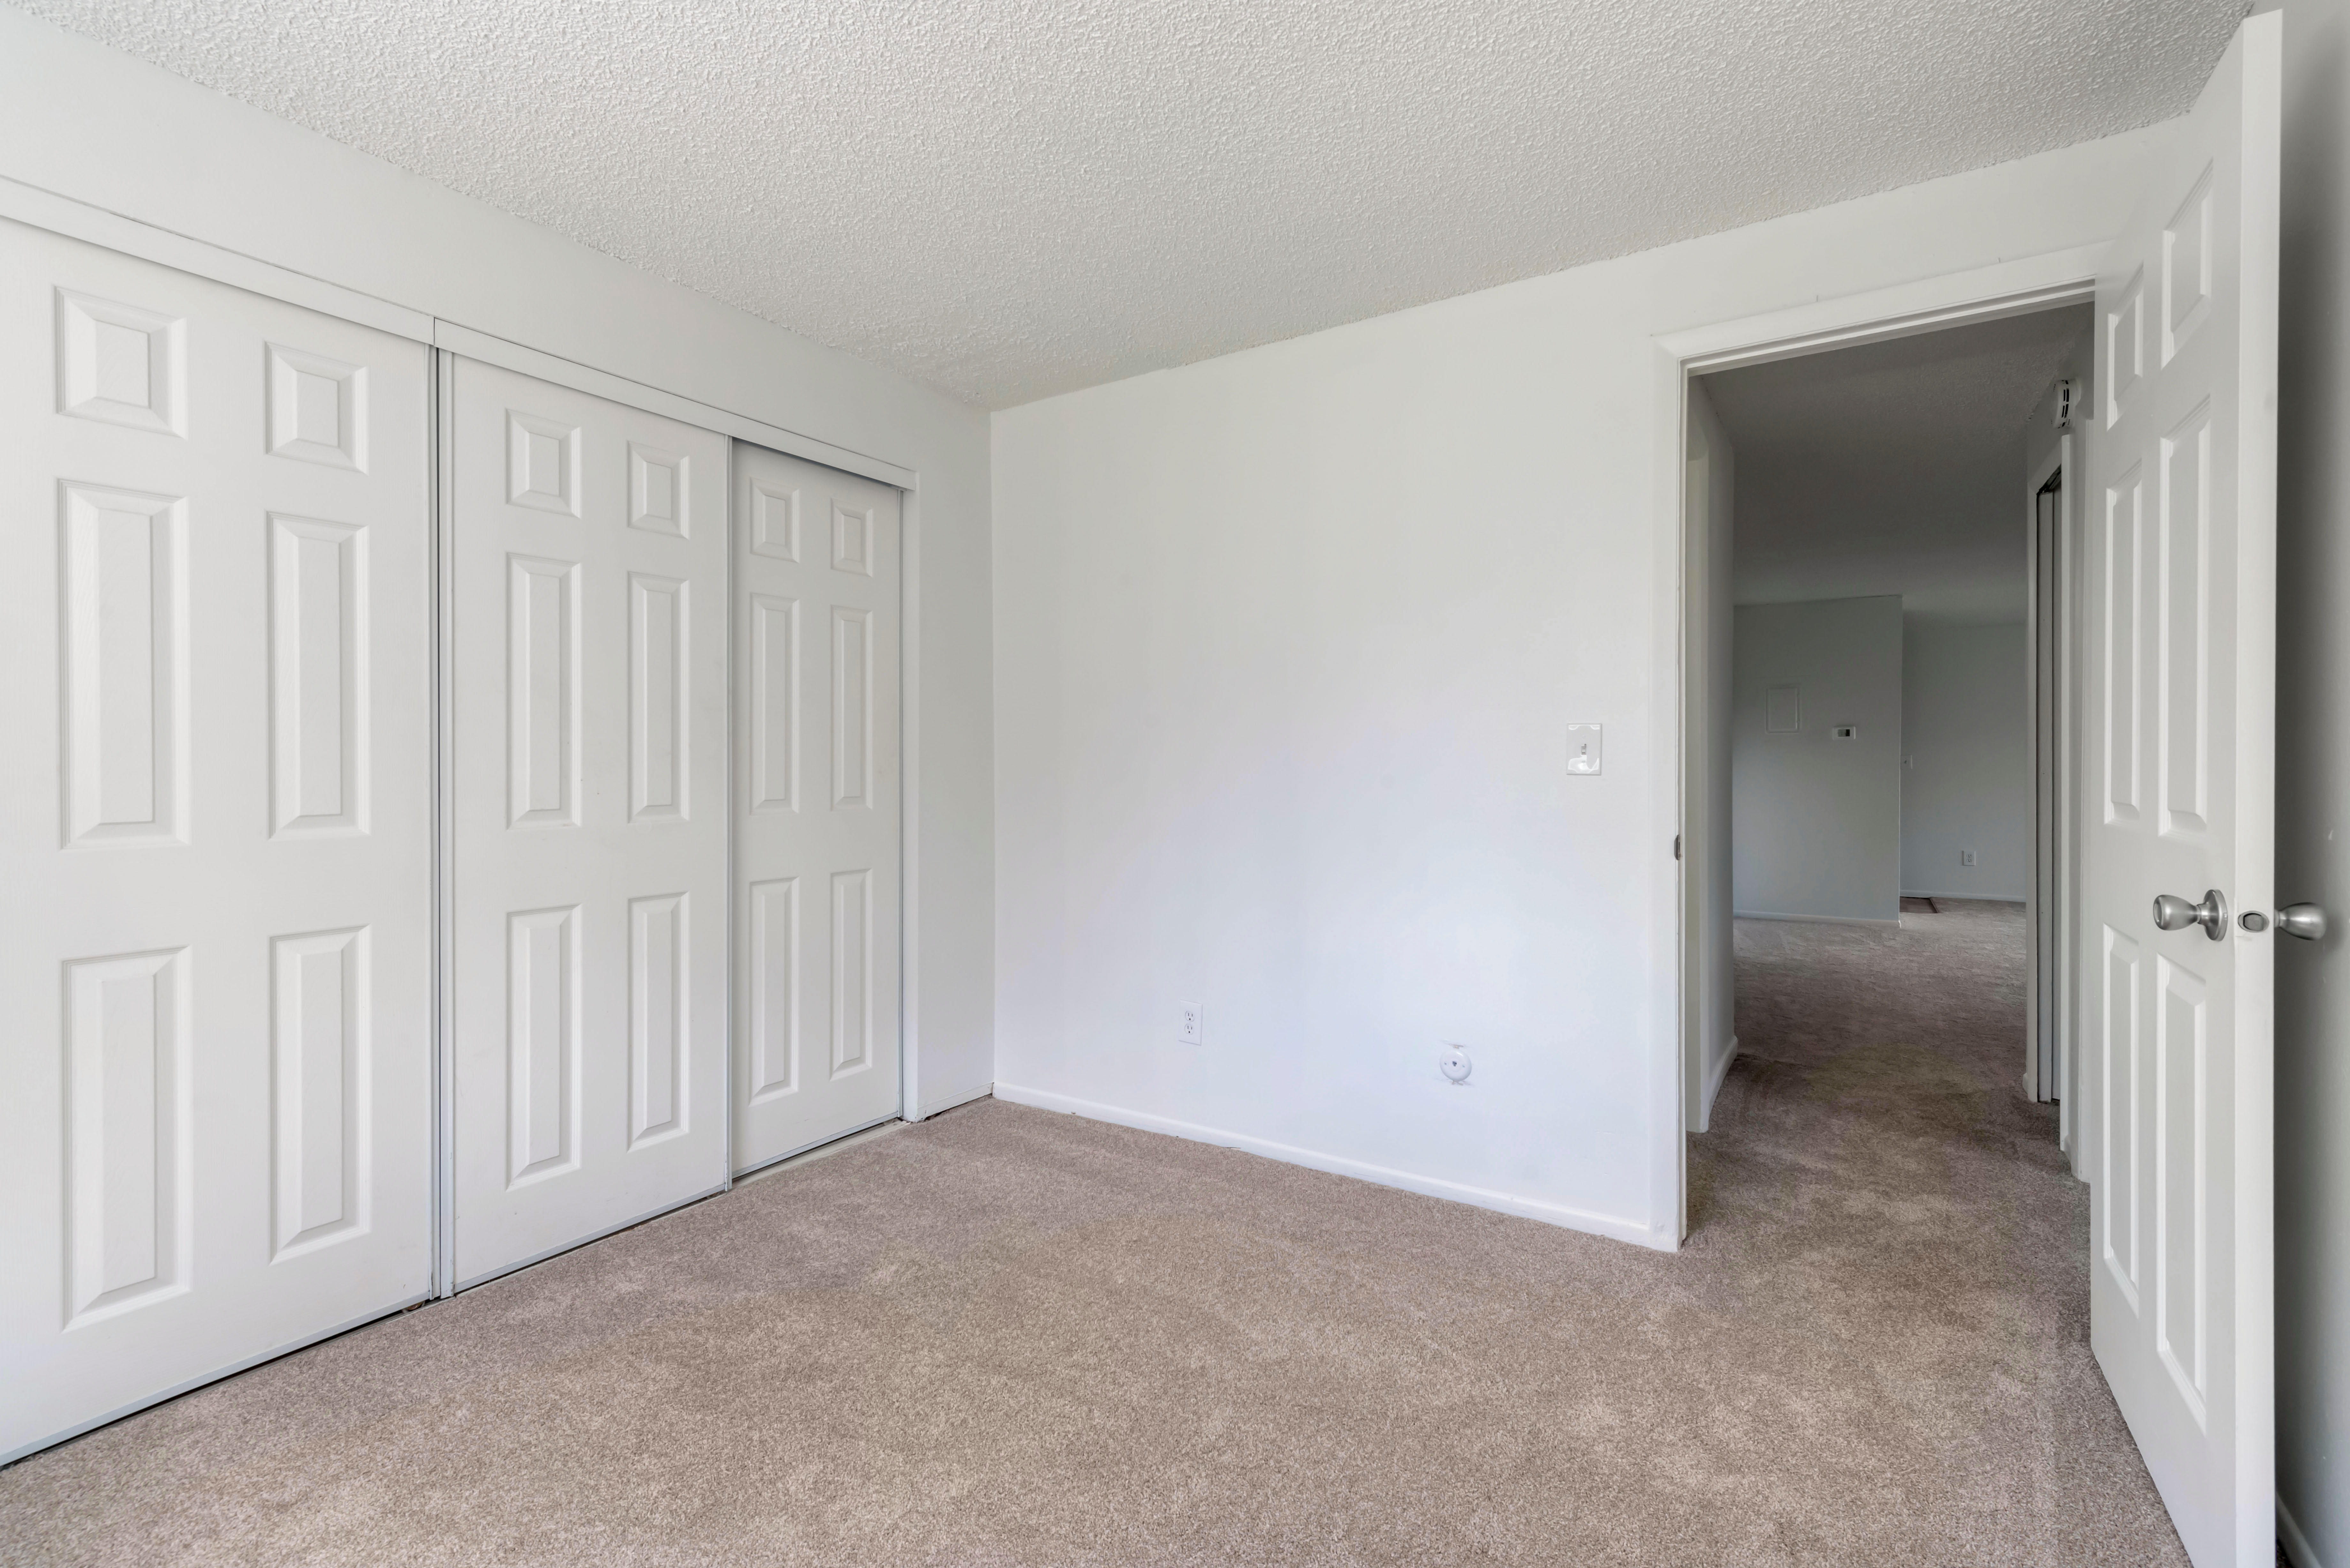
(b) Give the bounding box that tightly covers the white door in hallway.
[448,358,730,1286]
[0,223,433,1460]
[2082,15,2278,1566]
[732,444,902,1172]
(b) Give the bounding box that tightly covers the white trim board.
[915,1082,995,1121]
[1698,1036,1740,1133]
[0,175,433,342]
[1732,910,1902,928]
[992,1083,1667,1251]
[2280,1495,2323,1568]
[1899,892,2028,903]
[437,322,915,490]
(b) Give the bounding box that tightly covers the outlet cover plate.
[1178,1002,1204,1044]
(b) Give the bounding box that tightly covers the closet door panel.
[0,221,432,1462]
[448,358,727,1287]
[733,443,901,1172]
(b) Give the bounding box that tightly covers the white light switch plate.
[1565,723,1603,775]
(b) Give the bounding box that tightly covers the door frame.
[1651,247,2104,1237]
[2025,433,2087,1170]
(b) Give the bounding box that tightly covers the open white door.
[2083,14,2278,1566]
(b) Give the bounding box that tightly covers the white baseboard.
[915,1081,994,1120]
[2282,1494,2324,1568]
[1733,909,1900,928]
[990,1082,1668,1251]
[1899,891,2028,904]
[1698,1034,1739,1132]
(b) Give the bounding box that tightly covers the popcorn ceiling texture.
[17,0,2244,408]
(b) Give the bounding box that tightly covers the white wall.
[1731,597,1904,923]
[990,129,2155,1246]
[1686,382,1738,1129]
[0,5,997,1115]
[2274,0,2350,1559]
[1900,621,2029,900]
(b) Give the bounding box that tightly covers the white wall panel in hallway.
[733,445,901,1171]
[449,358,728,1286]
[0,222,432,1462]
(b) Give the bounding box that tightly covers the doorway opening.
[1678,297,2093,1228]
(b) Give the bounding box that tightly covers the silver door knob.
[2153,888,2229,941]
[2277,903,2329,941]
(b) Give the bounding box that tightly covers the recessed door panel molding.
[505,408,580,517]
[55,287,184,436]
[733,443,902,1172]
[747,876,800,1104]
[2162,166,2215,366]
[629,573,687,823]
[2,222,433,1465]
[264,343,367,471]
[2081,18,2276,1567]
[749,593,800,815]
[63,946,191,1326]
[450,357,728,1288]
[627,442,687,537]
[507,554,580,829]
[2101,924,2142,1314]
[2158,401,2212,841]
[2154,954,2210,1429]
[831,606,872,810]
[507,904,580,1185]
[269,513,368,838]
[2103,467,2143,826]
[628,893,686,1146]
[61,481,188,849]
[271,927,368,1259]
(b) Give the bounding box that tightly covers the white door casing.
[0,222,433,1461]
[732,444,902,1172]
[448,358,729,1287]
[2083,15,2278,1566]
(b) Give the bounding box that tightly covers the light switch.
[1566,723,1602,775]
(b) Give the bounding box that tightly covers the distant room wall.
[1731,596,1903,923]
[1900,620,2029,900]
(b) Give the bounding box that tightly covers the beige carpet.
[1,899,2191,1565]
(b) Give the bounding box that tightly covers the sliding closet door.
[0,222,432,1461]
[733,444,902,1172]
[447,358,728,1287]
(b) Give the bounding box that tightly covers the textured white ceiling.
[1702,305,2092,626]
[18,0,2238,407]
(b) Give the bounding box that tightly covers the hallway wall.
[2273,0,2350,1559]
[1731,596,1905,923]
[1900,620,2028,901]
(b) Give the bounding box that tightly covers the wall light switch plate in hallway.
[1565,724,1602,775]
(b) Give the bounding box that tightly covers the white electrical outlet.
[1438,1044,1472,1084]
[1960,849,1977,867]
[1178,1002,1204,1044]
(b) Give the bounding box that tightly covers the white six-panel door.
[448,358,730,1286]
[2083,15,2278,1567]
[0,222,434,1461]
[732,444,902,1172]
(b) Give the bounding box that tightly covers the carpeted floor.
[0,898,2191,1565]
